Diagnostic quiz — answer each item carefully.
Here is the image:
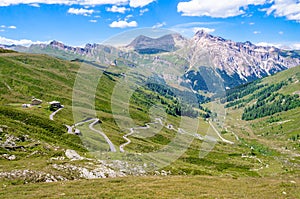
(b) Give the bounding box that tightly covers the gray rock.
[8,155,16,160]
[65,149,84,161]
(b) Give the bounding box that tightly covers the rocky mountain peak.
[185,31,300,88]
[194,30,209,38]
[49,40,65,48]
[193,30,226,44]
[49,40,74,52]
[2,32,300,90]
[127,34,179,54]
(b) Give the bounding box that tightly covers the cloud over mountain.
[0,36,49,46]
[109,20,138,28]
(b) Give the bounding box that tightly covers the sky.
[0,0,300,49]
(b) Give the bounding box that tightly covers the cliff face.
[189,30,300,80]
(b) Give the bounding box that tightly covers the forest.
[242,93,300,120]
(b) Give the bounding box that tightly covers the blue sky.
[0,0,300,49]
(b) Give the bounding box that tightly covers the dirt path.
[208,121,234,144]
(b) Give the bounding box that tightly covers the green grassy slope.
[223,65,300,177]
[1,51,300,196]
[0,52,264,177]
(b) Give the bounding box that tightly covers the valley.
[0,32,300,198]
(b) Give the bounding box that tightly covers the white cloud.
[193,27,215,34]
[0,29,5,32]
[106,5,129,13]
[176,0,300,22]
[291,43,300,50]
[129,0,155,8]
[256,41,300,50]
[139,8,149,15]
[125,14,133,20]
[264,0,300,22]
[256,42,282,48]
[0,0,129,7]
[89,19,97,23]
[0,36,49,47]
[242,13,253,18]
[0,25,17,30]
[68,8,94,16]
[249,22,255,25]
[177,0,267,18]
[152,22,166,29]
[29,3,40,7]
[253,31,261,34]
[109,20,138,28]
[279,31,284,35]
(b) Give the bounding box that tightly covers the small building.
[49,101,62,110]
[31,98,42,105]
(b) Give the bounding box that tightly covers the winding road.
[119,118,233,153]
[119,118,165,153]
[88,119,116,152]
[119,128,135,153]
[49,108,63,121]
[50,107,233,153]
[224,126,240,141]
[49,108,116,152]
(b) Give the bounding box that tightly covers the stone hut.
[31,98,42,105]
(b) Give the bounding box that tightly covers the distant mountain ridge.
[190,30,300,79]
[178,30,300,88]
[2,31,300,89]
[126,34,186,54]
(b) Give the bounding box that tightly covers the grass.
[1,51,300,198]
[1,175,299,199]
[0,107,85,152]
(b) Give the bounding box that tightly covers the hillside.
[1,176,300,198]
[0,51,300,198]
[222,65,300,173]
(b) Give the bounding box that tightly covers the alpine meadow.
[1,1,300,198]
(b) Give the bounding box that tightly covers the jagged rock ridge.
[2,31,300,89]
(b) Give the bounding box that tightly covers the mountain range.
[2,31,300,90]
